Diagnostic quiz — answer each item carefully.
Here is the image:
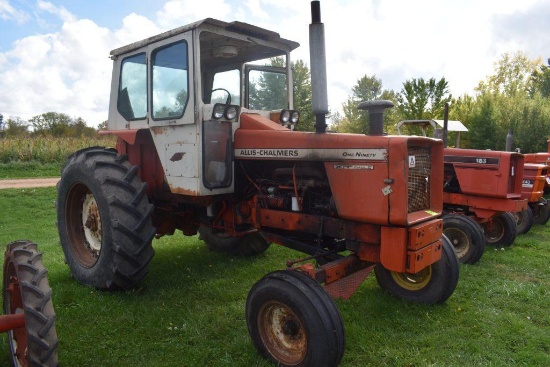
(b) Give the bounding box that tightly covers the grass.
[0,186,549,366]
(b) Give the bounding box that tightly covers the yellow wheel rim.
[390,266,432,291]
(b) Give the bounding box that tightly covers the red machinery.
[2,241,58,366]
[55,3,459,365]
[516,163,550,233]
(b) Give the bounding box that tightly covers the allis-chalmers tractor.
[397,120,527,264]
[56,2,459,365]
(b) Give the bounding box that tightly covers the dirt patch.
[0,178,60,189]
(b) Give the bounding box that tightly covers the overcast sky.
[1,0,549,127]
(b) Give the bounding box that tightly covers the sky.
[1,0,549,127]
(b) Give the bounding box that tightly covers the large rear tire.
[57,147,155,289]
[246,270,345,367]
[443,214,485,264]
[198,226,270,256]
[483,212,517,247]
[3,240,59,366]
[374,235,459,304]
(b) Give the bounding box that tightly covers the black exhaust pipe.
[310,1,328,133]
[357,100,394,135]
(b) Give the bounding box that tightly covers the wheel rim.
[258,300,307,365]
[484,218,504,243]
[390,266,432,291]
[444,227,470,258]
[5,262,28,367]
[65,183,102,267]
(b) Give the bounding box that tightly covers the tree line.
[2,50,549,153]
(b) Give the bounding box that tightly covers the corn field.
[0,136,116,164]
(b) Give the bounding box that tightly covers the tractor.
[55,2,459,365]
[397,119,527,264]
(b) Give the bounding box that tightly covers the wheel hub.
[391,266,433,291]
[82,192,102,255]
[259,301,307,365]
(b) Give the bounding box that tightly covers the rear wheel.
[532,201,550,225]
[246,270,345,367]
[3,240,58,366]
[443,214,485,264]
[57,147,155,289]
[514,207,534,234]
[483,212,517,247]
[198,226,270,256]
[374,235,459,304]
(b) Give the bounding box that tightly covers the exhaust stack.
[310,1,328,133]
[357,100,394,135]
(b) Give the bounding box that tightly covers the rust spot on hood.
[170,152,185,161]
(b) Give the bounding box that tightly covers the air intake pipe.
[357,100,394,135]
[310,1,328,133]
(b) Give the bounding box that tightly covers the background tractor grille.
[508,156,518,194]
[408,146,432,213]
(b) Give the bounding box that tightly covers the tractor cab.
[105,18,300,196]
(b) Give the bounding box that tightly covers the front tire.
[532,201,550,225]
[514,207,534,234]
[3,240,59,366]
[483,212,517,247]
[374,235,459,304]
[246,270,345,367]
[443,214,485,264]
[57,147,156,289]
[198,226,270,256]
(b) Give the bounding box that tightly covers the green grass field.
[0,186,548,366]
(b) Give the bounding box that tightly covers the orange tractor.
[516,163,550,233]
[55,2,459,365]
[398,120,527,264]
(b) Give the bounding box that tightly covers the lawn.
[0,186,548,366]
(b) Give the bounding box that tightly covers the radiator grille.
[408,146,432,213]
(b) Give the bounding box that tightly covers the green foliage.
[397,77,452,120]
[29,112,97,138]
[530,63,550,97]
[292,60,314,132]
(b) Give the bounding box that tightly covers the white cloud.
[37,0,75,23]
[156,0,232,29]
[0,0,29,23]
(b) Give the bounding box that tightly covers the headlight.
[225,105,238,120]
[280,110,291,123]
[213,104,225,119]
[291,111,300,124]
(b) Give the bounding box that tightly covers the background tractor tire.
[514,207,534,234]
[374,235,460,304]
[198,226,270,256]
[57,147,155,290]
[246,270,344,367]
[483,212,517,247]
[3,240,58,366]
[532,202,550,225]
[443,214,485,264]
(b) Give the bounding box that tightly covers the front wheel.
[443,214,485,264]
[532,201,550,225]
[514,207,534,234]
[483,212,517,247]
[374,235,459,304]
[246,270,345,367]
[3,240,59,366]
[57,147,156,289]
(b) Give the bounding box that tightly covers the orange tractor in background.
[516,163,550,233]
[55,2,459,365]
[398,119,527,264]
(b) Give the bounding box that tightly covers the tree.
[529,63,550,98]
[338,75,398,134]
[397,77,452,120]
[292,60,314,132]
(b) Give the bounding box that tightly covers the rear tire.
[443,214,485,264]
[3,240,59,366]
[374,235,459,304]
[246,270,345,367]
[483,212,517,247]
[198,226,270,256]
[57,147,155,289]
[514,207,534,234]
